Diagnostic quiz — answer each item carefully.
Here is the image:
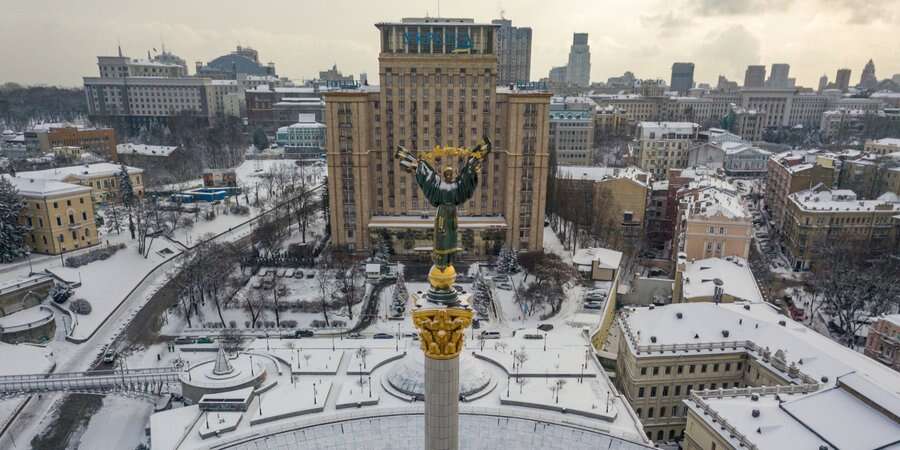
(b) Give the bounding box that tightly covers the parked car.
[373,333,394,339]
[173,337,194,345]
[584,302,604,310]
[306,273,315,279]
[523,333,544,340]
[195,337,214,344]
[496,282,513,290]
[294,329,315,338]
[537,323,554,332]
[480,331,501,340]
[347,332,364,339]
[492,275,510,282]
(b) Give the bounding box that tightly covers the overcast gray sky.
[1,0,898,88]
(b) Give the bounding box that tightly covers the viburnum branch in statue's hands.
[395,146,419,173]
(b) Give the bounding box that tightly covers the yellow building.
[674,179,752,261]
[781,188,900,271]
[17,163,144,204]
[324,17,550,255]
[556,166,650,245]
[6,176,99,255]
[864,137,900,156]
[49,146,85,160]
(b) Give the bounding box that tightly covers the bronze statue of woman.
[396,138,491,300]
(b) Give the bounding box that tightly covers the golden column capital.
[412,307,474,360]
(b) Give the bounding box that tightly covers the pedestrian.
[157,354,161,361]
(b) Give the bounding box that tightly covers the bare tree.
[252,215,289,257]
[244,289,266,328]
[315,263,333,327]
[813,241,900,347]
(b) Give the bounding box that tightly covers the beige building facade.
[765,151,834,231]
[325,18,550,256]
[674,180,751,261]
[781,188,900,271]
[636,122,699,179]
[7,177,99,255]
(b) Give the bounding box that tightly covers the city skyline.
[1,0,898,88]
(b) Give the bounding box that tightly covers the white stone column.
[424,355,460,450]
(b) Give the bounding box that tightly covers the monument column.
[413,305,472,450]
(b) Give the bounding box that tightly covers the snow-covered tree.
[393,269,407,304]
[496,246,520,274]
[118,164,135,207]
[0,176,28,262]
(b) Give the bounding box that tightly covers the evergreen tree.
[0,176,28,262]
[252,128,269,150]
[119,164,135,207]
[496,246,520,274]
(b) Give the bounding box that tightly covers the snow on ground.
[346,348,405,375]
[0,342,55,376]
[502,377,617,420]
[249,379,331,425]
[50,241,180,340]
[77,395,153,450]
[336,375,379,408]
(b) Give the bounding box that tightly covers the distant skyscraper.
[859,59,877,90]
[767,63,791,88]
[670,62,695,95]
[492,18,532,85]
[818,74,828,93]
[549,66,567,83]
[743,65,766,88]
[717,75,739,92]
[835,68,852,92]
[893,74,900,85]
[565,33,591,87]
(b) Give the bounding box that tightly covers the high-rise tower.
[491,18,532,85]
[565,33,591,87]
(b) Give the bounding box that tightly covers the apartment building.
[324,17,550,255]
[615,302,900,445]
[17,163,144,204]
[549,97,595,165]
[781,188,900,270]
[5,176,98,255]
[491,18,532,85]
[34,125,118,161]
[864,315,900,372]
[556,165,650,243]
[674,178,752,261]
[275,113,326,158]
[765,150,835,231]
[636,122,700,178]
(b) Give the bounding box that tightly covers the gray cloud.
[693,0,796,15]
[820,0,898,24]
[640,12,693,36]
[693,25,762,81]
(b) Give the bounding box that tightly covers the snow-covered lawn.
[50,241,180,340]
[473,340,594,377]
[77,396,154,450]
[346,348,405,375]
[336,376,379,408]
[249,379,331,425]
[198,411,242,438]
[267,348,344,375]
[501,377,617,421]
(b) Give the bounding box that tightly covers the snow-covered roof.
[116,143,178,157]
[572,247,623,270]
[17,163,143,181]
[637,121,699,134]
[789,188,900,213]
[3,175,91,197]
[680,257,762,303]
[870,137,900,147]
[881,314,900,327]
[556,166,649,187]
[619,302,900,394]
